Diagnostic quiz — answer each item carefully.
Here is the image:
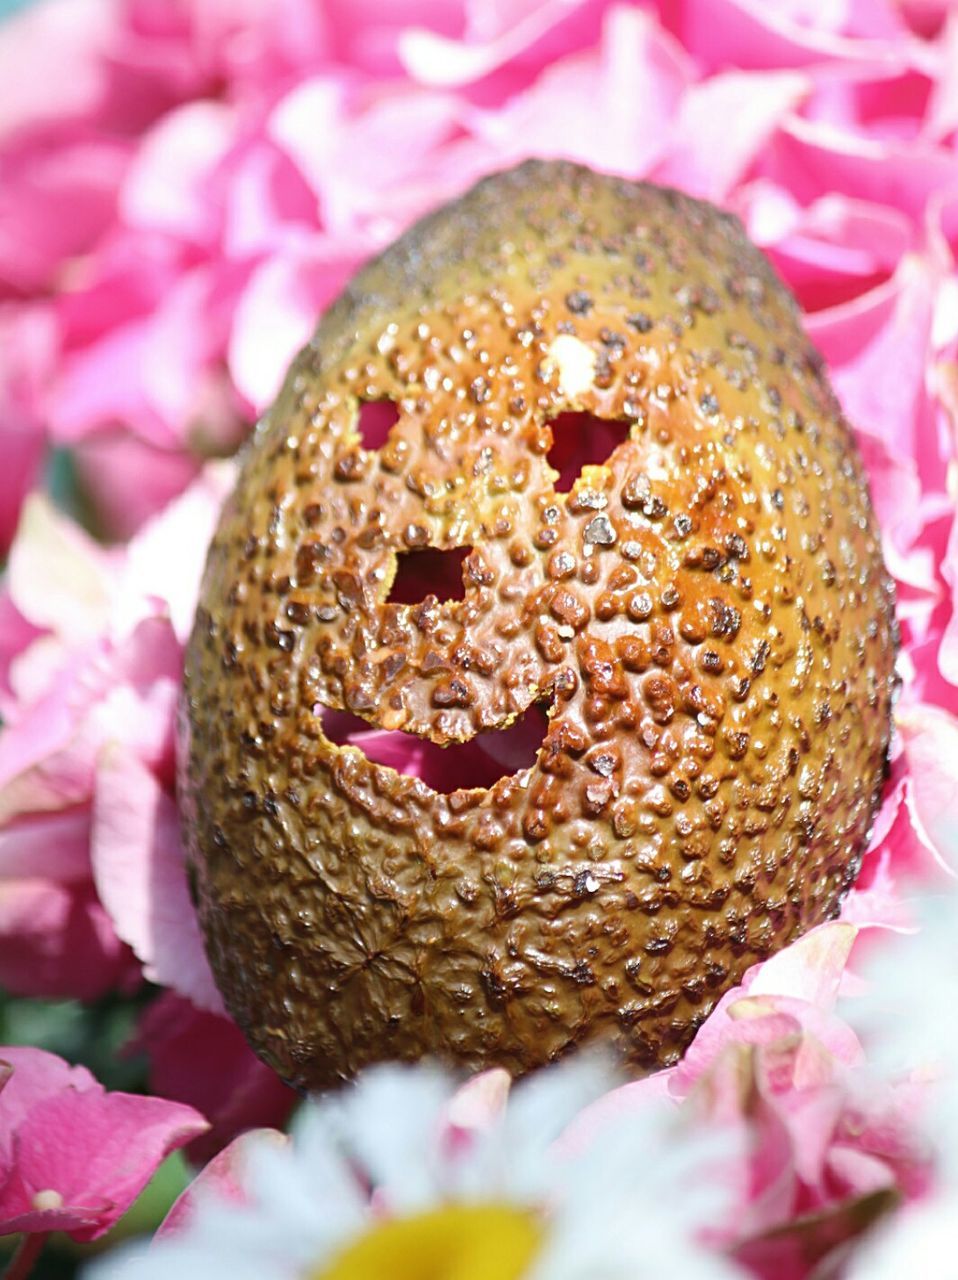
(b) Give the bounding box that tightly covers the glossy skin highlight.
[179,161,897,1089]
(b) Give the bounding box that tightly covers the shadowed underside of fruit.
[178,159,897,1090]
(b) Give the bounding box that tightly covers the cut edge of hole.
[386,546,471,606]
[357,398,400,452]
[545,410,632,493]
[316,700,551,795]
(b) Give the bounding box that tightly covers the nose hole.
[547,412,631,492]
[388,546,470,605]
[358,399,399,450]
[318,702,550,793]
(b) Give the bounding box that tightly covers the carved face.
[179,160,897,1090]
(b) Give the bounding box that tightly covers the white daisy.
[88,1055,745,1280]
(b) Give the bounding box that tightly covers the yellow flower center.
[312,1203,544,1280]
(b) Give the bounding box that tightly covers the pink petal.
[764,114,958,220]
[156,1127,289,1239]
[0,1046,207,1242]
[6,494,115,642]
[0,808,92,883]
[0,138,129,294]
[675,0,914,73]
[897,704,958,874]
[134,993,296,1164]
[0,879,132,1000]
[399,0,594,88]
[119,100,235,244]
[938,507,958,685]
[0,303,52,553]
[468,7,693,177]
[91,750,223,1012]
[654,70,809,202]
[71,434,202,542]
[120,460,235,643]
[736,183,913,314]
[805,253,945,488]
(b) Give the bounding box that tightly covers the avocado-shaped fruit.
[179,160,897,1090]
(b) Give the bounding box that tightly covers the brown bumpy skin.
[179,160,897,1089]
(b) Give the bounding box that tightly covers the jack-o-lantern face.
[179,160,897,1090]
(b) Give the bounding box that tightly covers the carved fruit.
[179,160,897,1090]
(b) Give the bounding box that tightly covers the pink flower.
[0,1045,207,1242]
[4,3,958,1273]
[0,467,232,1003]
[575,925,932,1279]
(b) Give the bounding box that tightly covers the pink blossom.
[0,468,230,1003]
[575,926,933,1278]
[0,1045,207,1242]
[3,3,958,1273]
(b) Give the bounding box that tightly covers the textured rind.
[179,160,898,1089]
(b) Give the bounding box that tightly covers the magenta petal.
[0,879,132,1001]
[0,1045,207,1242]
[134,994,296,1165]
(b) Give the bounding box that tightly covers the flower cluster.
[3,0,958,1275]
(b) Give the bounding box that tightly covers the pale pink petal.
[229,239,361,411]
[0,0,114,136]
[120,460,235,643]
[468,7,693,177]
[0,617,180,823]
[399,0,593,88]
[654,70,809,202]
[0,808,91,883]
[923,12,958,140]
[91,750,223,1013]
[0,590,41,706]
[748,923,858,1008]
[897,704,958,874]
[270,77,460,236]
[220,138,317,260]
[119,100,235,243]
[156,1128,289,1240]
[446,1068,512,1135]
[6,494,115,642]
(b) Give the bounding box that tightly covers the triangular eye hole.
[357,399,399,450]
[388,546,471,606]
[318,701,550,793]
[547,412,631,492]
